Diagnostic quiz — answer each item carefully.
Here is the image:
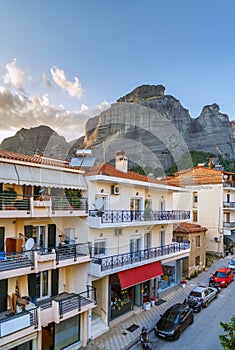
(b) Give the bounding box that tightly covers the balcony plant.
[3,187,17,209]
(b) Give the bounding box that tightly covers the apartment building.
[0,150,96,350]
[165,165,235,256]
[84,150,190,336]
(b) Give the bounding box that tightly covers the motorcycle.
[209,278,221,292]
[140,327,152,349]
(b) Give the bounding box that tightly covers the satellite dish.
[25,238,34,251]
[94,198,104,210]
[223,174,228,179]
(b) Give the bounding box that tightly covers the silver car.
[188,285,218,308]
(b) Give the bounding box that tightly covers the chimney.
[115,150,128,173]
[208,154,213,168]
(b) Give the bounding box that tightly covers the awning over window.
[117,261,163,289]
[14,164,87,190]
[0,163,18,184]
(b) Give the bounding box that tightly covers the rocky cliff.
[71,85,235,169]
[0,125,71,160]
[1,85,235,171]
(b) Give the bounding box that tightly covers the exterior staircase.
[91,313,109,339]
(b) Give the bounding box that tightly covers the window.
[160,230,165,246]
[195,235,200,248]
[95,194,108,210]
[35,271,50,299]
[193,192,198,207]
[94,240,106,256]
[144,231,152,249]
[195,256,200,266]
[130,238,141,253]
[159,200,165,211]
[192,211,198,222]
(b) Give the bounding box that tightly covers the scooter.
[140,327,152,349]
[209,278,221,292]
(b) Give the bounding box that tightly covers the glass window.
[195,256,200,266]
[94,240,106,255]
[144,231,151,249]
[35,271,50,299]
[55,315,80,350]
[193,211,198,222]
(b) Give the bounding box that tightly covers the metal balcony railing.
[51,196,87,211]
[92,242,190,272]
[0,242,91,273]
[0,250,34,272]
[223,222,235,228]
[223,201,235,208]
[55,242,92,263]
[89,209,190,224]
[0,192,88,212]
[57,286,97,318]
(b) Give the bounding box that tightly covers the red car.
[210,268,234,288]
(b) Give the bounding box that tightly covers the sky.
[0,0,235,144]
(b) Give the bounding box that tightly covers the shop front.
[158,260,180,292]
[109,261,163,321]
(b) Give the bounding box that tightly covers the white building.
[165,165,235,255]
[0,150,96,350]
[84,151,190,336]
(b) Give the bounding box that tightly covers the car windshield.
[189,291,201,298]
[163,311,179,323]
[214,271,226,278]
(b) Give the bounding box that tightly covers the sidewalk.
[83,255,232,350]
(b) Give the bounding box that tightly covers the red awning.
[117,261,163,289]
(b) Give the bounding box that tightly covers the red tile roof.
[85,163,164,185]
[163,166,224,186]
[173,222,207,233]
[0,150,74,169]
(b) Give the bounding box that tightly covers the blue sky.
[0,0,234,142]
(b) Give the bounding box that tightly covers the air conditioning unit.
[111,185,120,195]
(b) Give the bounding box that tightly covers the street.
[130,266,235,350]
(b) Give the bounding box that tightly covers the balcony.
[223,182,235,188]
[223,222,235,229]
[0,193,88,218]
[223,201,235,209]
[89,242,190,277]
[88,209,190,228]
[0,242,91,278]
[36,286,97,325]
[0,307,37,342]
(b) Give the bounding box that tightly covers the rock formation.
[1,85,235,171]
[0,125,71,160]
[71,85,235,170]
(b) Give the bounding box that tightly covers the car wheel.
[225,283,228,287]
[204,301,208,308]
[189,316,194,325]
[173,329,180,341]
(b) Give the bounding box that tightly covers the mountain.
[1,85,235,171]
[71,85,235,169]
[0,125,71,160]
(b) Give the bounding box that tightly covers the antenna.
[25,238,34,251]
[94,198,104,210]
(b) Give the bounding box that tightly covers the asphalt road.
[130,277,235,350]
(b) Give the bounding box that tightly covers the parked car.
[155,303,194,340]
[228,257,235,271]
[188,285,218,309]
[210,267,234,288]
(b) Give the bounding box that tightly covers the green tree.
[220,316,235,349]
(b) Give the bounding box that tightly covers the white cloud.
[3,59,25,89]
[0,87,110,142]
[50,66,83,99]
